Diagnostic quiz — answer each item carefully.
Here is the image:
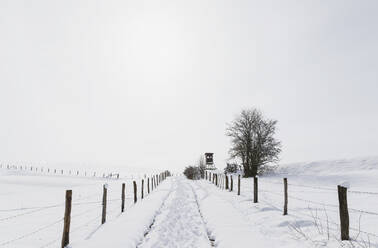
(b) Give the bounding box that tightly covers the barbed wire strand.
[0,218,63,246]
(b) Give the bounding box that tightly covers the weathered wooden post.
[61,190,72,248]
[102,184,107,224]
[253,177,258,203]
[283,178,288,215]
[147,177,150,194]
[237,175,241,195]
[121,183,125,212]
[133,181,137,203]
[230,175,233,191]
[216,174,218,186]
[205,171,207,180]
[141,179,144,199]
[338,185,349,240]
[225,175,229,190]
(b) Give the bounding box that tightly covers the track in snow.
[138,176,214,248]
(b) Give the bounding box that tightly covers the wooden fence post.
[141,179,144,199]
[133,181,137,203]
[152,177,154,191]
[225,175,229,190]
[237,175,241,195]
[230,175,233,191]
[121,183,125,212]
[147,177,150,194]
[254,177,258,203]
[283,178,288,215]
[338,185,349,240]
[205,171,207,180]
[102,184,107,224]
[61,190,72,248]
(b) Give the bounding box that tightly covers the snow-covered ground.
[1,157,378,247]
[0,167,161,248]
[224,157,378,247]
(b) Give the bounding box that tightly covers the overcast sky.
[1,0,378,170]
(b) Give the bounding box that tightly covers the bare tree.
[226,108,281,177]
[197,156,206,178]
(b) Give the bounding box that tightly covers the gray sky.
[1,0,378,170]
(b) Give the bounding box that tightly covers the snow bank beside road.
[72,178,172,248]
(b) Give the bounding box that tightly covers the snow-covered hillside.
[276,156,378,189]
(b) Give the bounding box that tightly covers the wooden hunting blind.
[205,153,214,165]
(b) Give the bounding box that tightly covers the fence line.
[207,172,378,243]
[262,180,378,197]
[0,170,172,248]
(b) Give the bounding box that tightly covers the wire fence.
[206,171,378,245]
[0,169,171,248]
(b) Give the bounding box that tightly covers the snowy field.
[0,166,162,248]
[209,157,378,247]
[1,157,378,248]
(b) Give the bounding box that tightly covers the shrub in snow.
[258,164,279,175]
[183,166,201,180]
[224,163,241,174]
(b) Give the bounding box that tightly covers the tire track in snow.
[136,177,177,245]
[138,177,213,248]
[188,182,216,247]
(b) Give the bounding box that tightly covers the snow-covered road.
[139,177,212,248]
